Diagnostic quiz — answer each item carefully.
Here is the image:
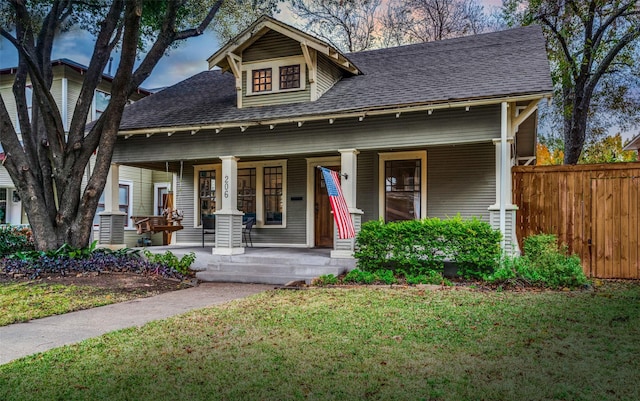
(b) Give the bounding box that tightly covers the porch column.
[332,149,364,259]
[98,163,126,249]
[213,156,244,255]
[488,102,518,255]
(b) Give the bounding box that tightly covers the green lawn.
[0,282,153,326]
[1,283,639,400]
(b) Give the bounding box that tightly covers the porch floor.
[144,246,354,285]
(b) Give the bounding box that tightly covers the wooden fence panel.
[512,163,640,279]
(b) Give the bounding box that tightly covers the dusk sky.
[0,1,503,90]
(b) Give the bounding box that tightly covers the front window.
[252,68,272,93]
[199,170,216,225]
[279,65,300,90]
[384,159,421,222]
[0,188,6,224]
[264,166,283,225]
[94,90,110,120]
[118,184,130,221]
[93,181,133,228]
[238,168,256,217]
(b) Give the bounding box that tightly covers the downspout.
[500,102,508,250]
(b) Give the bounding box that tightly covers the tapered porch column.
[488,102,518,254]
[332,149,363,259]
[98,163,126,249]
[214,156,244,255]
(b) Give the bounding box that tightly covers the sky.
[0,1,504,90]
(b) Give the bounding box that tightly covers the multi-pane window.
[384,159,421,222]
[156,186,169,216]
[0,188,6,224]
[93,182,132,228]
[118,184,130,221]
[199,170,216,225]
[279,65,300,90]
[94,90,110,120]
[252,68,272,93]
[263,166,283,225]
[237,168,256,216]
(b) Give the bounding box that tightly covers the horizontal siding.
[242,70,311,107]
[317,54,343,97]
[0,168,14,187]
[114,105,501,163]
[243,30,302,62]
[357,150,377,223]
[0,85,18,131]
[427,142,495,221]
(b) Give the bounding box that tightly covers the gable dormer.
[207,16,360,108]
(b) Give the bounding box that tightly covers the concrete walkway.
[0,282,271,365]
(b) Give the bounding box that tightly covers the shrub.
[313,274,338,286]
[489,234,588,289]
[1,244,193,281]
[143,250,196,275]
[406,271,452,286]
[343,269,376,284]
[0,226,34,257]
[374,269,397,285]
[355,216,501,279]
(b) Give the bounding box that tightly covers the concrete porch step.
[197,262,347,285]
[196,271,323,285]
[207,254,335,267]
[206,262,345,276]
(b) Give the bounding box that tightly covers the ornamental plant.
[354,216,501,279]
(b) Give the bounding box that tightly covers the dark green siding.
[243,30,302,62]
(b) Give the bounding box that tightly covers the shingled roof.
[118,25,552,132]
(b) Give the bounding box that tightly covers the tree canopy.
[0,0,277,250]
[503,0,640,164]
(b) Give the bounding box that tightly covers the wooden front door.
[314,166,339,247]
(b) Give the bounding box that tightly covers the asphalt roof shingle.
[118,25,552,131]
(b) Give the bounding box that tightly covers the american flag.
[320,167,356,239]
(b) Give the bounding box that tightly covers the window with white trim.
[198,169,217,225]
[263,166,283,225]
[93,90,110,120]
[279,65,300,89]
[238,168,256,217]
[379,151,427,222]
[252,68,272,93]
[93,181,134,229]
[245,57,306,96]
[194,161,286,228]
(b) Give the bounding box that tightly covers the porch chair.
[242,217,255,247]
[202,215,216,247]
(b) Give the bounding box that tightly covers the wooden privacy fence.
[512,163,640,279]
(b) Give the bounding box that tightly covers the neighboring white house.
[0,59,166,247]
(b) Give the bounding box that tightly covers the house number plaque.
[224,175,229,198]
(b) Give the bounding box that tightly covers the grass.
[0,282,151,326]
[1,283,639,400]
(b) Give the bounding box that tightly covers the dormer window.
[252,68,272,92]
[244,56,306,96]
[279,65,300,90]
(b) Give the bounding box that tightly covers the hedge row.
[354,217,501,279]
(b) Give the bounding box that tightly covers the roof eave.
[623,133,640,151]
[118,91,552,137]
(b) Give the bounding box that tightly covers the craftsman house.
[103,16,552,259]
[0,59,158,246]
